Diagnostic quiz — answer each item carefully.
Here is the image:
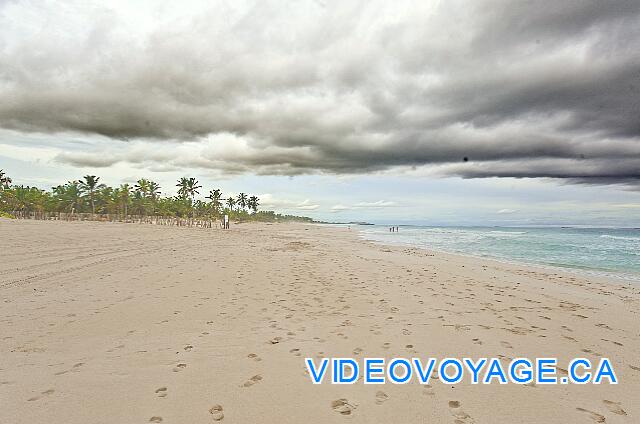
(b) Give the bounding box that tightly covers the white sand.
[1,220,638,423]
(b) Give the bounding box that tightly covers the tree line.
[0,170,312,223]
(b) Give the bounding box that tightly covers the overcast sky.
[1,0,639,225]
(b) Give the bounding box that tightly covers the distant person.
[224,214,229,229]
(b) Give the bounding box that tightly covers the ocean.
[354,225,640,281]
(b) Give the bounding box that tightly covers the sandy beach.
[1,219,638,423]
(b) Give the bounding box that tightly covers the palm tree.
[176,177,201,202]
[237,192,248,211]
[148,181,161,200]
[176,177,201,218]
[176,177,189,200]
[10,185,48,215]
[95,186,114,214]
[134,178,161,199]
[248,195,259,213]
[117,184,131,218]
[206,189,223,215]
[79,175,105,215]
[53,181,84,213]
[186,178,201,201]
[226,197,236,211]
[206,188,222,202]
[133,179,161,216]
[0,169,12,189]
[134,178,151,196]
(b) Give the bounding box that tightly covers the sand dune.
[1,220,638,423]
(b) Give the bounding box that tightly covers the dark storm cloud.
[440,157,640,188]
[1,0,639,185]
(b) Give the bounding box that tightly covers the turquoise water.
[356,226,640,281]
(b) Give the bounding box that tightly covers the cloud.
[260,194,319,211]
[612,203,640,208]
[330,200,396,212]
[330,204,352,213]
[1,1,640,186]
[55,151,120,168]
[354,200,397,208]
[294,199,321,211]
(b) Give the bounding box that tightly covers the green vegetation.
[0,170,313,224]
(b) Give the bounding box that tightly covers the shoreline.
[337,224,640,285]
[355,231,640,286]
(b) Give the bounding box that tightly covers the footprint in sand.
[247,353,262,362]
[375,391,389,405]
[500,341,513,349]
[242,374,263,387]
[155,387,167,398]
[209,404,224,421]
[331,398,356,415]
[602,400,626,416]
[449,400,474,423]
[422,384,435,396]
[601,338,624,347]
[172,363,187,372]
[184,345,194,351]
[576,407,606,423]
[27,389,55,401]
[289,348,301,357]
[149,417,163,423]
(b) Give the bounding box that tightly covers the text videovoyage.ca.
[305,357,618,385]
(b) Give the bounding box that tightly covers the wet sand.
[1,219,638,423]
